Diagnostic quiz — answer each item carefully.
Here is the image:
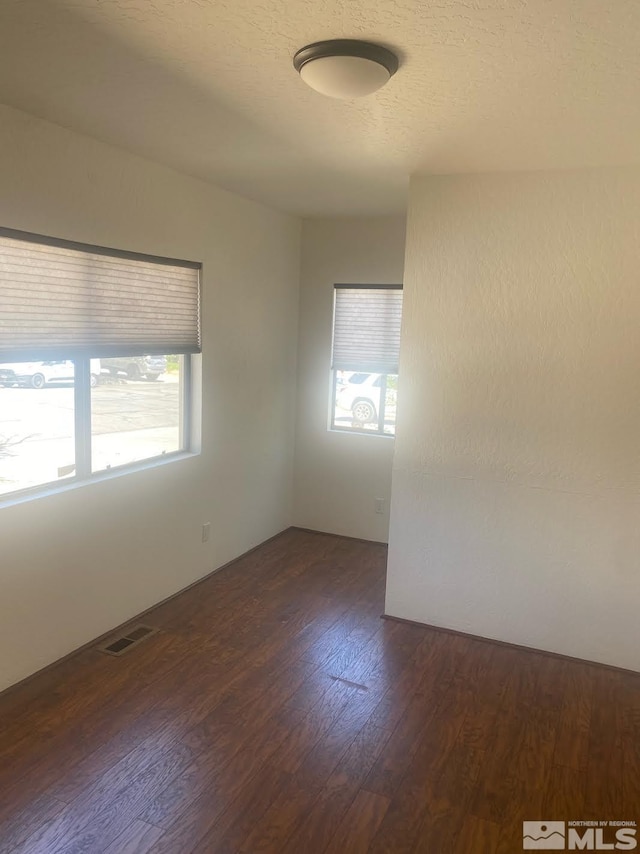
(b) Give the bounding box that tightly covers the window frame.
[329,283,402,438]
[0,227,201,505]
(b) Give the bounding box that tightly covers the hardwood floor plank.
[137,704,305,829]
[362,634,475,802]
[281,720,391,854]
[365,631,449,733]
[180,653,321,754]
[10,741,196,854]
[47,701,187,804]
[325,789,390,854]
[237,774,322,853]
[453,815,501,854]
[164,763,290,854]
[300,595,382,669]
[470,651,565,828]
[233,679,390,852]
[584,669,625,817]
[368,645,487,854]
[0,793,66,854]
[621,681,640,816]
[412,743,484,852]
[552,660,593,770]
[542,764,586,817]
[101,819,164,854]
[454,647,507,752]
[361,675,451,802]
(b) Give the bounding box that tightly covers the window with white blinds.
[330,285,403,437]
[0,228,201,362]
[0,227,200,502]
[332,285,403,373]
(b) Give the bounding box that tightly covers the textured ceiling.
[0,0,638,215]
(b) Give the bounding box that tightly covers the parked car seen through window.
[332,370,398,435]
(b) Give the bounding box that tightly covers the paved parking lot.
[0,377,180,495]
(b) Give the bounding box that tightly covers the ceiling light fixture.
[293,39,398,99]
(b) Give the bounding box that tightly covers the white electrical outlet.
[202,523,211,543]
[375,498,386,515]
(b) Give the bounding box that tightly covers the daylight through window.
[330,285,403,436]
[0,228,200,499]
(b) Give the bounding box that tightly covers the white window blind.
[0,228,201,361]
[332,285,403,373]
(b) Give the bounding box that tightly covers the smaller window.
[330,285,403,436]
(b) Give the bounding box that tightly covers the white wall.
[0,105,301,691]
[386,170,640,672]
[293,217,406,543]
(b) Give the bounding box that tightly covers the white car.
[336,372,392,423]
[0,359,101,389]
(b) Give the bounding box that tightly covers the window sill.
[0,450,198,509]
[328,427,396,439]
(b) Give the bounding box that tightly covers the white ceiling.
[0,0,638,216]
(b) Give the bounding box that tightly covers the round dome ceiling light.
[293,39,399,99]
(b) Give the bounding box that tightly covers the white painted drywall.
[293,217,406,543]
[386,170,640,672]
[0,105,301,691]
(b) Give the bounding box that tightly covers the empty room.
[0,1,638,852]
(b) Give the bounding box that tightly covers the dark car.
[100,355,167,381]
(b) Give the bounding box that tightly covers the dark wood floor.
[1,528,638,853]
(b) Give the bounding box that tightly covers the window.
[0,228,200,500]
[330,285,403,436]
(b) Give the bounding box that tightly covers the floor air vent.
[98,624,159,656]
